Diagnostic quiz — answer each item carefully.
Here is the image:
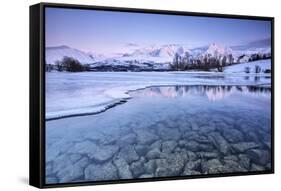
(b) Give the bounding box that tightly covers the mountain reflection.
[133,85,271,102]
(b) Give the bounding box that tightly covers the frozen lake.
[46,82,272,184]
[46,69,271,120]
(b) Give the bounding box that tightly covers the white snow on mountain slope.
[120,44,186,63]
[189,46,208,57]
[46,45,95,65]
[205,43,233,57]
[91,58,156,69]
[114,55,170,63]
[224,59,271,73]
[88,52,107,62]
[46,38,271,68]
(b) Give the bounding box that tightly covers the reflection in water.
[174,73,271,85]
[255,76,261,82]
[131,85,271,102]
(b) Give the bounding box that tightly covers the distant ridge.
[45,45,95,65]
[46,45,71,50]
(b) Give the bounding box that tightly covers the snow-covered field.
[46,59,271,120]
[224,59,271,73]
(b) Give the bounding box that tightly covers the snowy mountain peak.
[125,44,185,59]
[159,44,185,56]
[205,43,233,57]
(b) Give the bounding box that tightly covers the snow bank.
[224,59,271,73]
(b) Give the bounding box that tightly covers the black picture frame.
[30,2,275,188]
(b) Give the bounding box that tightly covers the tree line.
[46,56,90,72]
[170,52,234,72]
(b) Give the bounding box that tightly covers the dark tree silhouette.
[55,56,89,72]
[171,53,181,70]
[244,66,250,73]
[255,65,261,73]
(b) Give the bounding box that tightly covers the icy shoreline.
[46,60,271,120]
[46,74,271,120]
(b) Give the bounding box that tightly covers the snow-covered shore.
[46,59,271,120]
[224,59,271,73]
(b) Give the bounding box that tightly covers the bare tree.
[216,55,226,72]
[255,65,261,73]
[171,53,181,70]
[244,66,250,73]
[55,60,63,72]
[228,54,234,65]
[180,52,190,70]
[55,56,89,72]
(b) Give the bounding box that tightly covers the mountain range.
[45,38,271,71]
